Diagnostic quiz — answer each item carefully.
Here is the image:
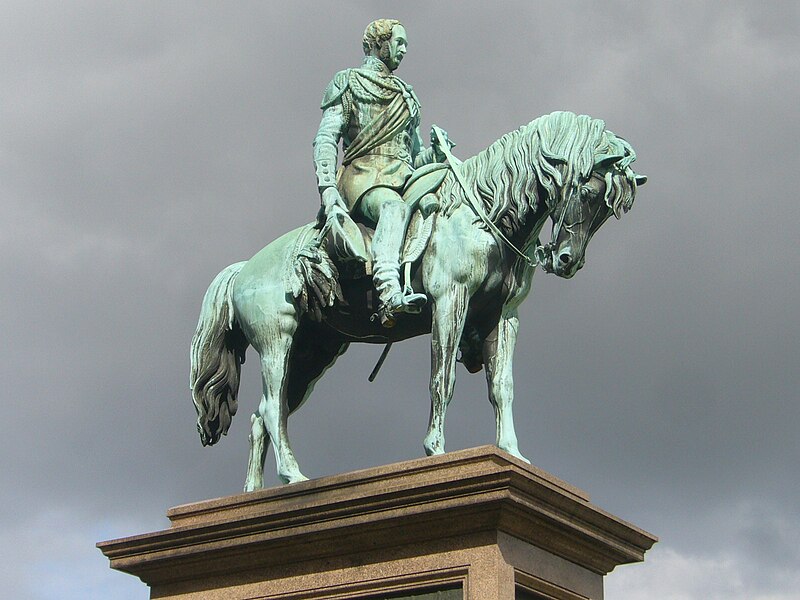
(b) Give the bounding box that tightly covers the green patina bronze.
[313,19,452,327]
[189,20,647,490]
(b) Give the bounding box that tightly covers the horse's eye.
[580,185,592,199]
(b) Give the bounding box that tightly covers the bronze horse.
[190,111,646,490]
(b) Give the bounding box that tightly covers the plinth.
[98,446,656,599]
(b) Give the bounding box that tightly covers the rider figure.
[313,19,448,327]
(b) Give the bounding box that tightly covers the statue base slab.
[98,446,656,599]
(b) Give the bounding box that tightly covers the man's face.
[382,25,407,71]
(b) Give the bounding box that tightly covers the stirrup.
[400,291,426,313]
[372,292,427,328]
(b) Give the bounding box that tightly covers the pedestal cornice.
[98,446,656,592]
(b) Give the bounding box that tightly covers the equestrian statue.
[189,19,647,490]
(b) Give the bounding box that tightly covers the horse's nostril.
[558,252,572,265]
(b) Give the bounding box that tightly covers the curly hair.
[362,19,402,55]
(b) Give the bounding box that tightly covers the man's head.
[362,19,407,71]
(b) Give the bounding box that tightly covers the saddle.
[331,162,449,277]
[286,163,449,322]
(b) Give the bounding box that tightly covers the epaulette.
[320,69,351,109]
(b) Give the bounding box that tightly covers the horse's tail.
[190,262,248,446]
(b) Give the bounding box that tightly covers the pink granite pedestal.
[98,446,656,599]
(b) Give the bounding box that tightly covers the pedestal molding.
[98,446,656,597]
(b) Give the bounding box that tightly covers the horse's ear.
[634,173,648,186]
[593,153,625,170]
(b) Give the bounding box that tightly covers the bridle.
[533,181,576,273]
[433,126,538,269]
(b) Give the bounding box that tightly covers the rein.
[549,185,572,256]
[433,126,538,269]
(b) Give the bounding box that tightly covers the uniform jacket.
[313,56,435,211]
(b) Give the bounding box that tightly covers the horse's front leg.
[424,286,470,456]
[483,309,529,463]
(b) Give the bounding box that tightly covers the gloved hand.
[316,187,348,228]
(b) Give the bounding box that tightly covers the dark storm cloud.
[1,2,798,598]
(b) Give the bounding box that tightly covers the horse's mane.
[439,111,641,232]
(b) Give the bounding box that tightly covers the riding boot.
[371,201,427,327]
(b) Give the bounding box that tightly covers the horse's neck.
[448,156,548,253]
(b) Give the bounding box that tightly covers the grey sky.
[1,2,798,598]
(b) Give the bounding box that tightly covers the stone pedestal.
[98,446,656,599]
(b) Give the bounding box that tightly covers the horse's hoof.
[499,445,530,464]
[280,472,309,485]
[514,453,531,464]
[423,440,445,456]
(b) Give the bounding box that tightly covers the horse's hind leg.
[259,333,308,484]
[286,329,349,416]
[245,322,346,489]
[244,412,269,492]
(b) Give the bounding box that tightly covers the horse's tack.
[190,110,645,490]
[402,210,435,265]
[317,164,447,282]
[433,126,537,269]
[402,162,449,208]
